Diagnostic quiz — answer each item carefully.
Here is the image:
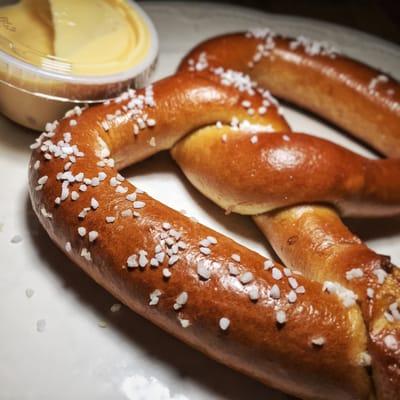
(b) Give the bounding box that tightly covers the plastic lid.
[0,0,158,101]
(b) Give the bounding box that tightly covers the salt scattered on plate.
[121,374,188,400]
[110,303,122,313]
[10,234,23,244]
[36,319,46,332]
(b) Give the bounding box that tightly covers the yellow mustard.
[0,0,151,75]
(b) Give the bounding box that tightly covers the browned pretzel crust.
[178,31,400,157]
[28,29,400,399]
[255,207,400,400]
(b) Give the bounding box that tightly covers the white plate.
[0,2,399,400]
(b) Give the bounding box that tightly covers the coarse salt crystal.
[162,268,171,278]
[200,246,211,255]
[231,253,241,262]
[345,268,364,280]
[239,271,253,284]
[270,284,280,299]
[10,235,23,244]
[288,277,298,289]
[287,290,297,303]
[264,259,274,270]
[311,336,325,347]
[173,292,188,310]
[91,197,99,210]
[272,267,283,280]
[248,286,260,301]
[127,255,138,268]
[228,265,240,276]
[384,335,398,350]
[219,317,230,331]
[197,260,211,280]
[250,135,258,144]
[133,201,146,209]
[88,231,98,242]
[36,319,46,332]
[276,310,287,324]
[110,303,121,313]
[168,255,179,266]
[179,318,190,328]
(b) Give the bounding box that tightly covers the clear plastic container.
[0,0,159,130]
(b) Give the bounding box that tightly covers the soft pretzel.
[28,29,400,400]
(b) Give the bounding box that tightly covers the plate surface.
[0,2,399,400]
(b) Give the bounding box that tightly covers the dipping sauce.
[0,0,158,130]
[0,0,152,75]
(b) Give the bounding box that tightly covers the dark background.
[145,0,400,45]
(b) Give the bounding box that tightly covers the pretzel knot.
[29,30,400,400]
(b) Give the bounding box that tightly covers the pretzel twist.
[28,29,400,400]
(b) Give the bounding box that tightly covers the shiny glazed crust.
[178,32,400,157]
[28,30,400,399]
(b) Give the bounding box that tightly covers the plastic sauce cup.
[0,0,159,130]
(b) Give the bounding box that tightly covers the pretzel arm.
[171,128,400,217]
[255,207,400,400]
